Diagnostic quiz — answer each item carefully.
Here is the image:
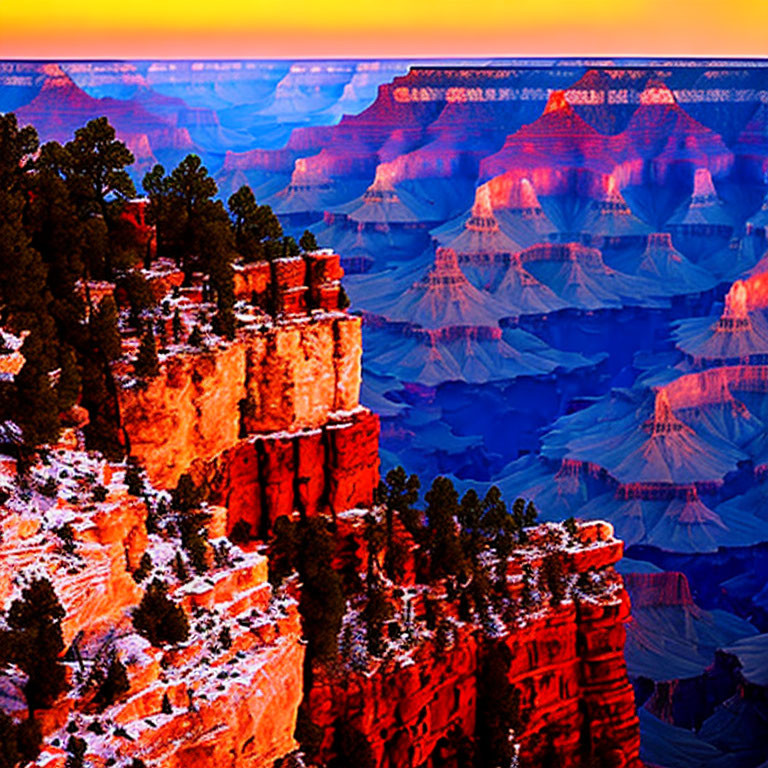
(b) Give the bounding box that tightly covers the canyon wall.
[118,253,362,490]
[306,522,642,768]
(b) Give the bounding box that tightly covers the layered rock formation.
[305,521,642,768]
[0,451,305,768]
[118,252,363,490]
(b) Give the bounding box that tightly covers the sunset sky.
[1,0,767,59]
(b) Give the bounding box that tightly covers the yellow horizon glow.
[1,0,767,58]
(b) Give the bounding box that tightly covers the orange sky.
[1,0,767,59]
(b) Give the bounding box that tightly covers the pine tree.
[172,551,189,583]
[282,236,300,258]
[94,655,130,708]
[424,476,466,582]
[132,579,189,646]
[540,552,567,607]
[124,456,144,496]
[179,513,210,575]
[458,488,483,566]
[188,325,204,348]
[227,186,283,262]
[7,578,67,711]
[171,473,206,512]
[0,186,57,362]
[521,563,535,611]
[25,167,87,348]
[132,552,153,583]
[0,113,39,195]
[299,230,318,252]
[118,271,155,330]
[524,500,539,527]
[90,295,122,362]
[15,332,62,450]
[374,466,420,582]
[65,735,86,768]
[134,326,159,380]
[54,118,136,278]
[145,155,235,283]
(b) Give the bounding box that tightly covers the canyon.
[5,56,768,766]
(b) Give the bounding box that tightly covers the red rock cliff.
[305,521,642,768]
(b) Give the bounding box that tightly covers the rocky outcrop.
[206,409,380,536]
[119,252,357,489]
[119,339,247,489]
[0,449,306,768]
[0,458,147,648]
[306,522,642,768]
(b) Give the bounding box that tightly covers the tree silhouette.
[227,185,283,262]
[299,229,318,252]
[425,476,466,582]
[134,326,159,380]
[6,577,67,711]
[132,579,189,646]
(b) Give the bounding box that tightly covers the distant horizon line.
[3,55,768,63]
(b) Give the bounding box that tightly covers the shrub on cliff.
[540,552,567,607]
[6,577,67,711]
[178,512,211,575]
[187,325,204,348]
[132,579,189,646]
[124,456,144,496]
[65,734,86,768]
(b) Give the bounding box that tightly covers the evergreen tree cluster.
[273,472,583,767]
[267,466,579,685]
[0,111,312,456]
